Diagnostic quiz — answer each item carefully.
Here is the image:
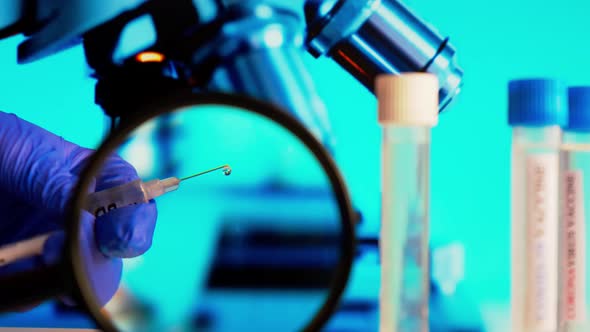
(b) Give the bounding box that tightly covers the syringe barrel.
[85,179,147,217]
[305,0,463,111]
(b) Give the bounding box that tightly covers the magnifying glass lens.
[76,103,345,332]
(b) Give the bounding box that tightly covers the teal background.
[1,0,590,329]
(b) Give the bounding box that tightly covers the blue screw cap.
[566,87,590,132]
[508,79,567,126]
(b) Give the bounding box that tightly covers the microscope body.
[0,0,463,137]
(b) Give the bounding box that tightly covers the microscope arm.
[0,0,463,147]
[0,0,227,65]
[0,0,46,39]
[0,0,150,63]
[0,0,24,37]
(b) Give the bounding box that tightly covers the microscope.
[0,0,476,331]
[0,0,461,144]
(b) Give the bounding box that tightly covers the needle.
[180,164,232,181]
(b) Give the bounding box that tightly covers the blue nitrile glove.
[0,111,158,306]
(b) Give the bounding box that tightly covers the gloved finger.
[53,145,156,259]
[95,154,140,191]
[43,213,123,308]
[0,199,62,246]
[62,147,155,260]
[79,211,123,307]
[89,153,157,258]
[0,112,85,215]
[95,201,158,258]
[67,146,95,177]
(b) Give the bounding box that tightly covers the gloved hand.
[0,111,158,307]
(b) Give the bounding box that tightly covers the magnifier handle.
[0,264,66,312]
[0,234,67,312]
[0,233,51,267]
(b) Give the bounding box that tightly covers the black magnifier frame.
[66,91,356,332]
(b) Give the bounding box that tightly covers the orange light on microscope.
[136,51,165,63]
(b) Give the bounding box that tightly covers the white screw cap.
[376,73,439,126]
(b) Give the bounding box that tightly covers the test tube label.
[560,170,587,322]
[525,154,558,330]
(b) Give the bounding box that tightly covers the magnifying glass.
[0,91,356,332]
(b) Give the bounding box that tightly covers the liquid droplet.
[223,166,232,176]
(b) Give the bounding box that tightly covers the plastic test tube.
[558,87,590,332]
[509,79,566,332]
[375,73,439,332]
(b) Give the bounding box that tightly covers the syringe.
[0,164,231,267]
[87,164,231,217]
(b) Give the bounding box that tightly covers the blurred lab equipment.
[429,243,484,332]
[376,73,439,331]
[509,79,566,332]
[0,0,463,144]
[431,244,464,298]
[0,0,467,330]
[324,241,484,332]
[558,87,590,332]
[0,92,356,332]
